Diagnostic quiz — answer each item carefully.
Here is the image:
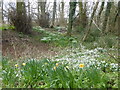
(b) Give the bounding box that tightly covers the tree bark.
[59,0,65,26]
[11,0,32,34]
[67,1,77,36]
[38,0,49,27]
[28,0,30,17]
[1,0,4,23]
[102,2,112,33]
[52,0,57,26]
[79,1,88,29]
[97,2,105,26]
[82,1,99,41]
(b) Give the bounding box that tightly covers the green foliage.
[84,29,101,42]
[33,26,77,47]
[2,58,19,87]
[97,34,118,48]
[2,57,118,88]
[82,33,118,49]
[75,26,85,33]
[2,26,118,88]
[0,25,15,31]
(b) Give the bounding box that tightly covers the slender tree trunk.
[79,1,83,27]
[37,2,40,20]
[52,0,56,26]
[1,0,4,24]
[83,1,99,41]
[118,1,120,37]
[67,1,77,36]
[108,3,115,33]
[102,2,112,33]
[79,1,88,30]
[112,9,118,34]
[28,0,30,17]
[97,2,105,26]
[59,0,65,26]
[38,0,49,27]
[113,10,118,27]
[40,2,46,19]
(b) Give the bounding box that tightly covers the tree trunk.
[59,0,65,26]
[40,2,46,18]
[102,2,112,33]
[118,1,120,37]
[28,0,30,17]
[82,1,99,41]
[79,1,88,30]
[97,2,105,26]
[79,1,83,28]
[17,1,26,16]
[1,0,4,24]
[9,0,32,34]
[52,0,56,26]
[67,1,77,36]
[38,0,49,28]
[37,1,40,20]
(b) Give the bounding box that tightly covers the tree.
[79,1,88,30]
[59,0,65,26]
[38,0,49,28]
[118,1,120,36]
[17,1,26,16]
[97,2,105,26]
[82,1,99,41]
[9,0,32,34]
[67,1,77,36]
[28,0,30,17]
[51,0,56,26]
[102,2,112,33]
[1,0,4,23]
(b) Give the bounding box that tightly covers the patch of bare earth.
[2,30,58,60]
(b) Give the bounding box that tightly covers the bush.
[97,34,118,48]
[9,9,32,34]
[74,26,85,33]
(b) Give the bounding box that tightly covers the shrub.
[97,34,117,48]
[9,8,32,34]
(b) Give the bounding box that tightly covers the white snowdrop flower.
[101,61,106,63]
[0,78,2,81]
[16,74,19,77]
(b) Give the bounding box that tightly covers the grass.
[2,47,118,88]
[2,26,119,88]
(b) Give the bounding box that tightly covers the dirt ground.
[2,30,58,60]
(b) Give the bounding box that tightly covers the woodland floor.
[2,30,59,60]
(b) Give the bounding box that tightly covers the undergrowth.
[33,26,77,47]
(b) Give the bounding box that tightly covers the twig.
[104,51,118,61]
[93,20,102,32]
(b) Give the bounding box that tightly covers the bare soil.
[2,30,58,60]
